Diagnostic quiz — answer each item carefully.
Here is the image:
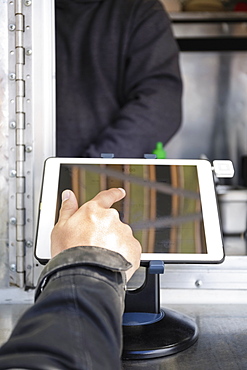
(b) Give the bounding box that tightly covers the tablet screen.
[56,163,206,255]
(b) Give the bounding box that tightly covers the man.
[0,188,141,369]
[56,0,182,157]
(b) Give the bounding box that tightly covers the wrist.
[35,246,132,300]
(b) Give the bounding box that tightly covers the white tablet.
[35,158,224,264]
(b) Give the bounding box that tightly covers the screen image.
[56,164,207,254]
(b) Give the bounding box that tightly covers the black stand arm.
[122,261,198,360]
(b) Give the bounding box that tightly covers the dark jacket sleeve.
[0,246,131,370]
[85,0,182,158]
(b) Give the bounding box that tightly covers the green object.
[152,142,166,159]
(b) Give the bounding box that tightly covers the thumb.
[58,190,78,224]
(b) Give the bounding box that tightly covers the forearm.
[0,247,130,370]
[85,78,182,158]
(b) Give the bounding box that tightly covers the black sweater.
[56,0,182,157]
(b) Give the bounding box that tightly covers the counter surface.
[122,304,247,370]
[0,303,246,369]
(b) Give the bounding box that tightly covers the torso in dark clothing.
[55,0,182,157]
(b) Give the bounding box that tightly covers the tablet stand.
[99,154,199,359]
[122,261,199,360]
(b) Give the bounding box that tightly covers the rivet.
[25,145,33,153]
[9,121,16,129]
[195,279,203,288]
[26,48,32,56]
[9,217,17,225]
[10,169,17,177]
[9,72,16,80]
[9,24,15,31]
[10,263,16,272]
[26,240,33,248]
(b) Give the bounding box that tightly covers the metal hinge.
[8,0,33,288]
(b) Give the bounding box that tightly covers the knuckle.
[122,222,133,235]
[83,201,99,217]
[84,201,96,211]
[108,208,119,218]
[102,208,120,225]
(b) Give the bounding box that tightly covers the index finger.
[91,188,126,209]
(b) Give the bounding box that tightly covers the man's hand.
[51,188,141,281]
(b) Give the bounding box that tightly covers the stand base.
[122,308,199,360]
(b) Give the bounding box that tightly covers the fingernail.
[118,188,126,196]
[62,190,71,202]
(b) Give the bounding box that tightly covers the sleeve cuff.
[35,246,132,300]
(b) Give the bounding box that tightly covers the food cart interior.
[0,0,247,369]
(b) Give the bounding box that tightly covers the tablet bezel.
[35,158,224,264]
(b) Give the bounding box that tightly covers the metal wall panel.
[0,1,9,289]
[0,0,55,289]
